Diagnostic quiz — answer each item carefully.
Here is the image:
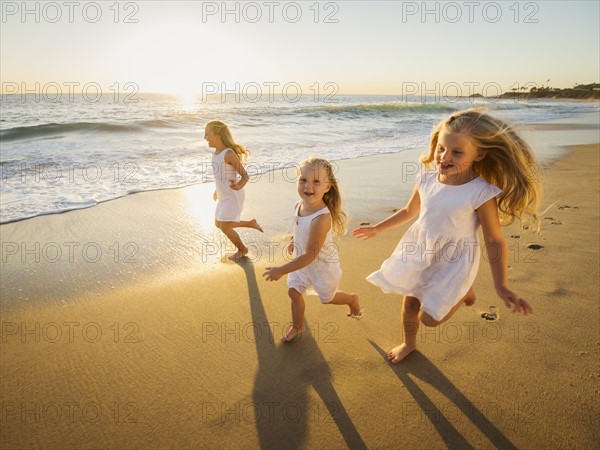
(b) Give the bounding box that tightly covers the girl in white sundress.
[263,157,362,342]
[353,109,540,363]
[205,120,263,260]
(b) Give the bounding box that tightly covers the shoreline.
[1,114,599,448]
[2,110,598,226]
[1,112,599,312]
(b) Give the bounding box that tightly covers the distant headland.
[471,83,599,100]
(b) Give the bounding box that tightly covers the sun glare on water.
[175,91,200,112]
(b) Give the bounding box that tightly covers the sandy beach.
[1,116,599,449]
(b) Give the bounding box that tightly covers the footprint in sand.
[527,244,544,250]
[481,306,499,321]
[544,217,563,225]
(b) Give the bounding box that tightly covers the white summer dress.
[212,148,245,222]
[287,202,342,303]
[367,171,502,321]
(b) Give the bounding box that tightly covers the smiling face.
[297,163,331,209]
[435,129,485,184]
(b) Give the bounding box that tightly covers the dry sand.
[1,120,599,449]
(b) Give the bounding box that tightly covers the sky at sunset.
[1,1,598,95]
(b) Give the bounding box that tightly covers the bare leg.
[387,287,476,363]
[419,286,476,327]
[462,286,476,306]
[282,288,305,342]
[231,219,263,233]
[327,291,361,317]
[217,222,248,260]
[387,296,420,364]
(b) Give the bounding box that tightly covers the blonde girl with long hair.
[205,120,262,260]
[263,157,361,342]
[353,108,540,363]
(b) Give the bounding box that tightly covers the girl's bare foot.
[228,248,248,260]
[386,343,416,364]
[463,296,475,306]
[346,293,362,319]
[281,325,304,342]
[249,219,264,233]
[463,289,476,306]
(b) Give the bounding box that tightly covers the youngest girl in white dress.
[287,200,343,303]
[263,157,362,342]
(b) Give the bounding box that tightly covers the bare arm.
[477,198,533,315]
[352,185,421,239]
[224,150,249,190]
[263,214,330,281]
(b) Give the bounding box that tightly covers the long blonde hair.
[206,120,251,164]
[421,108,541,229]
[298,157,348,236]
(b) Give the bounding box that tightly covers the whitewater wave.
[0,119,184,143]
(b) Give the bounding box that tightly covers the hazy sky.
[1,1,598,95]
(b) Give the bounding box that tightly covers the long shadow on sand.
[368,341,517,450]
[236,258,366,450]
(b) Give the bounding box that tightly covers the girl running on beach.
[353,109,540,363]
[205,120,263,260]
[263,157,362,342]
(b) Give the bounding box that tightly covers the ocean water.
[1,93,597,224]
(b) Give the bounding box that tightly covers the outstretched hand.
[496,287,533,315]
[352,226,379,240]
[263,267,284,282]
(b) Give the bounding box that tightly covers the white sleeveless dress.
[287,202,342,303]
[212,148,245,222]
[367,171,502,320]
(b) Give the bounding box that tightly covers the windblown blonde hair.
[421,108,541,229]
[298,157,348,236]
[206,120,251,164]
